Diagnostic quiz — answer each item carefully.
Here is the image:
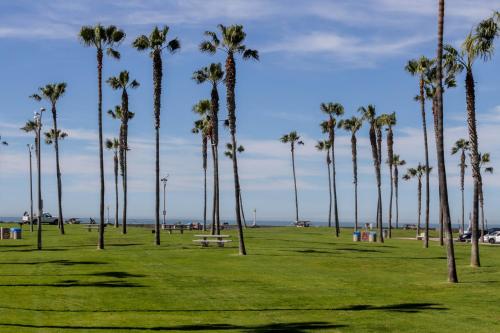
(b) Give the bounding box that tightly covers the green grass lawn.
[0,224,499,333]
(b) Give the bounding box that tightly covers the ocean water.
[2,216,496,229]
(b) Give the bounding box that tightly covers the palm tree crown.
[44,129,68,144]
[132,26,180,55]
[280,131,304,147]
[200,24,259,60]
[79,25,125,58]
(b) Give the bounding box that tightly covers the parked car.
[66,218,81,224]
[31,212,58,225]
[458,230,483,242]
[484,231,500,244]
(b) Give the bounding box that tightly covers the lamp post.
[161,175,169,226]
[34,107,45,250]
[27,144,34,232]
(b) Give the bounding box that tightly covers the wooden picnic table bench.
[162,224,189,234]
[193,234,232,247]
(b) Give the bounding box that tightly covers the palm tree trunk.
[394,166,399,229]
[51,105,65,235]
[479,176,485,242]
[240,191,247,228]
[97,49,105,250]
[36,130,42,250]
[436,0,458,282]
[202,135,208,234]
[460,151,465,234]
[114,153,119,228]
[417,178,422,239]
[376,128,384,243]
[465,69,480,267]
[432,96,445,246]
[369,124,383,242]
[122,89,129,235]
[420,77,430,248]
[291,145,299,222]
[387,128,394,238]
[153,50,162,246]
[211,142,216,234]
[352,134,358,231]
[327,151,332,229]
[226,51,246,255]
[331,125,339,237]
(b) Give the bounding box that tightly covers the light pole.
[34,107,45,250]
[27,144,34,232]
[161,175,169,226]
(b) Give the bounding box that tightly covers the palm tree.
[405,56,434,244]
[0,135,7,222]
[79,24,125,250]
[403,164,432,241]
[338,116,363,231]
[320,103,344,236]
[132,25,180,246]
[31,83,67,235]
[392,155,406,230]
[192,100,211,234]
[22,116,44,250]
[224,143,248,229]
[443,20,496,268]
[315,140,332,228]
[435,0,458,282]
[477,152,493,241]
[199,24,258,255]
[451,139,470,235]
[107,71,139,235]
[379,112,397,238]
[193,63,224,235]
[359,105,383,243]
[280,131,304,223]
[105,138,120,228]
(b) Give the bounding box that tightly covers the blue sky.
[1,0,500,225]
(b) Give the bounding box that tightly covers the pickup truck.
[22,213,58,225]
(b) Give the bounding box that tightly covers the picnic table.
[193,234,232,247]
[162,224,189,234]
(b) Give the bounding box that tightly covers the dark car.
[458,229,497,242]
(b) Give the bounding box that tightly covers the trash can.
[368,232,377,242]
[0,227,10,240]
[383,229,389,239]
[10,228,22,240]
[353,231,361,242]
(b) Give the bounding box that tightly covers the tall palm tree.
[108,106,134,232]
[405,56,433,244]
[359,105,383,243]
[280,131,304,223]
[392,155,406,230]
[107,71,139,235]
[200,24,258,255]
[193,63,224,235]
[31,83,67,235]
[338,116,363,231]
[0,136,7,222]
[379,112,397,238]
[132,25,180,246]
[320,103,344,236]
[444,21,496,268]
[435,0,458,282]
[224,143,248,229]
[477,152,493,241]
[315,140,332,228]
[192,100,211,234]
[105,138,120,228]
[22,117,44,250]
[403,164,432,241]
[451,138,470,234]
[79,24,125,250]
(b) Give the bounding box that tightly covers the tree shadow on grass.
[337,303,447,313]
[0,279,144,288]
[0,302,446,314]
[0,259,107,266]
[0,248,69,252]
[88,271,146,278]
[0,322,346,332]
